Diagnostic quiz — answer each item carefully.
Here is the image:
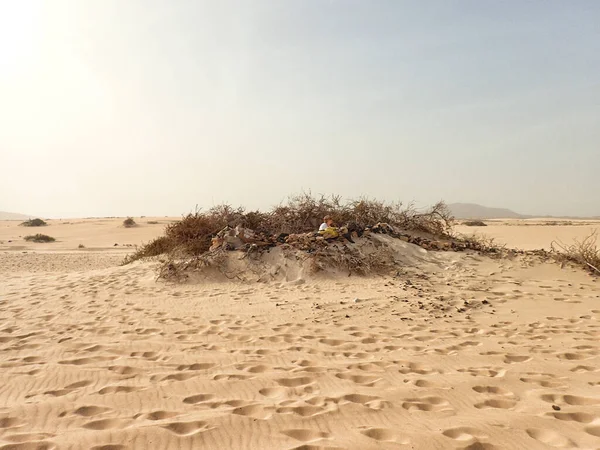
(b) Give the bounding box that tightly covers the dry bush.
[122,236,174,265]
[147,221,159,225]
[309,243,395,276]
[267,193,346,234]
[24,234,55,243]
[458,233,503,253]
[20,218,47,227]
[123,217,137,228]
[123,193,455,268]
[463,220,487,227]
[551,231,600,275]
[78,244,85,249]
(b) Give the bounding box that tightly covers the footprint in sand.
[541,394,600,406]
[282,429,332,442]
[97,385,140,395]
[472,386,514,396]
[503,354,532,364]
[457,443,498,450]
[232,404,273,420]
[259,387,287,398]
[458,367,505,378]
[526,428,576,448]
[162,420,209,436]
[143,411,180,421]
[183,394,216,405]
[276,405,326,418]
[74,406,112,417]
[551,411,598,423]
[176,363,216,371]
[474,398,517,409]
[82,418,131,430]
[585,426,600,437]
[442,427,488,441]
[361,428,409,444]
[402,396,453,413]
[335,373,382,386]
[277,376,315,387]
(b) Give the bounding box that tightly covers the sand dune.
[1,219,599,449]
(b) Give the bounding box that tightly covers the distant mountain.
[448,203,525,220]
[0,211,35,221]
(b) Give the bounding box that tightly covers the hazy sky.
[1,1,599,218]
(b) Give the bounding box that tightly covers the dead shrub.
[551,231,600,275]
[20,218,47,227]
[123,217,137,228]
[463,220,487,227]
[122,193,456,276]
[122,236,174,265]
[24,234,55,243]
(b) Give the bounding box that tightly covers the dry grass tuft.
[24,234,55,243]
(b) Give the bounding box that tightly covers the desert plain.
[1,218,599,449]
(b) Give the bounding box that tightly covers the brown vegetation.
[551,231,600,275]
[24,234,55,243]
[20,218,47,227]
[123,217,137,228]
[463,220,487,227]
[123,194,455,272]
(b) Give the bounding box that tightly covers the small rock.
[552,405,561,411]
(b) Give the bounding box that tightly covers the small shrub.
[459,233,503,253]
[123,217,137,228]
[78,244,85,249]
[24,234,55,243]
[147,221,159,225]
[20,218,47,227]
[552,231,600,276]
[463,220,487,227]
[122,236,173,265]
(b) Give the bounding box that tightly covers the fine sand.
[1,218,599,449]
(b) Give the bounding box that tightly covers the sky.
[1,0,599,218]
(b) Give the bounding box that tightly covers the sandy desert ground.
[1,218,599,449]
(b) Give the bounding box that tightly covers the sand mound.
[159,234,445,284]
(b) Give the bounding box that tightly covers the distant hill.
[0,211,34,221]
[448,203,525,220]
